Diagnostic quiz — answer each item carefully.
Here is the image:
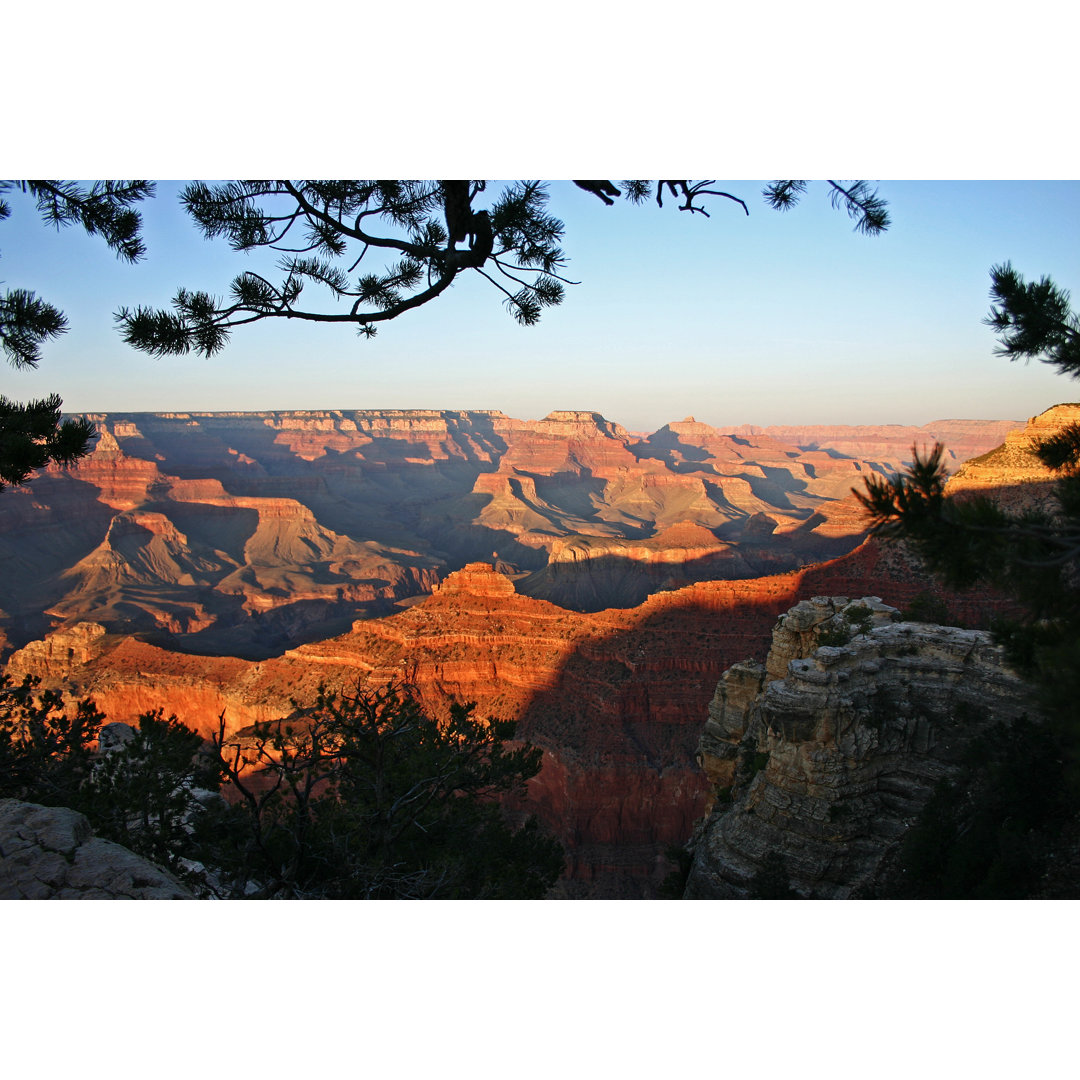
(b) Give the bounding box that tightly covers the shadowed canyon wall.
[6,542,1008,897]
[685,598,1036,899]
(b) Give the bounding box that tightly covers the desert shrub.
[0,672,104,810]
[816,619,853,647]
[1,670,562,899]
[845,604,874,635]
[207,680,564,899]
[83,708,225,878]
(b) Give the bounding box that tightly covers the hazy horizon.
[64,402,1040,432]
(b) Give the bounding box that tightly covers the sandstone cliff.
[945,403,1080,514]
[684,597,1037,899]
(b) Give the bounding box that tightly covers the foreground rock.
[685,597,1037,899]
[0,799,193,899]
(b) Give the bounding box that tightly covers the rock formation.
[0,409,1016,655]
[945,403,1080,513]
[722,418,1025,475]
[0,799,193,899]
[684,597,1037,899]
[6,542,1009,898]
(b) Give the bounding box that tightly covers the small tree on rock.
[209,679,564,899]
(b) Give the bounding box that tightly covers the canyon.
[0,409,1020,655]
[685,402,1079,899]
[0,408,1030,896]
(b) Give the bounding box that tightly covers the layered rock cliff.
[0,409,1016,655]
[723,418,1025,475]
[684,597,1037,899]
[945,403,1080,513]
[6,543,1009,898]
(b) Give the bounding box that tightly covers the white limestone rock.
[0,799,193,900]
[685,600,1037,899]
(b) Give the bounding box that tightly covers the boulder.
[0,799,193,899]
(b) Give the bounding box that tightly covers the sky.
[4,179,1078,433]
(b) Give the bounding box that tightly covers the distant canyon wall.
[721,418,1024,474]
[0,408,1018,657]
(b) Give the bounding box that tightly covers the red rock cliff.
[6,541,1004,897]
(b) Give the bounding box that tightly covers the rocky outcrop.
[945,403,1080,513]
[0,799,193,899]
[685,598,1037,899]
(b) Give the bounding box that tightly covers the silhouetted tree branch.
[0,180,154,490]
[117,179,890,357]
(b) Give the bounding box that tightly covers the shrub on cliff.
[0,674,223,889]
[857,264,1080,753]
[82,709,226,880]
[207,680,564,899]
[0,673,104,807]
[1,670,563,899]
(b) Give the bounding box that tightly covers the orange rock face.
[945,403,1080,514]
[6,542,1005,897]
[3,407,982,653]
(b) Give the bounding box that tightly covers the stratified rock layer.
[685,598,1037,899]
[7,543,1009,898]
[0,409,1018,654]
[723,418,1025,475]
[945,403,1080,514]
[0,799,193,899]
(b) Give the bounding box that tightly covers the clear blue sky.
[3,179,1077,432]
